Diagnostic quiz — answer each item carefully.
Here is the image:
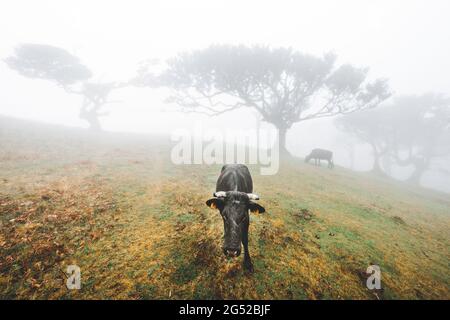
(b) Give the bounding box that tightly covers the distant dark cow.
[206,164,265,273]
[305,148,334,169]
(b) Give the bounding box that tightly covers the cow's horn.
[213,191,227,198]
[247,193,260,200]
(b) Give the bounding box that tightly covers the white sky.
[1,0,449,158]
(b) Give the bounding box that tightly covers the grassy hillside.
[0,117,449,299]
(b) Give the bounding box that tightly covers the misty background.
[1,0,449,192]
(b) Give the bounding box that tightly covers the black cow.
[206,164,265,273]
[305,148,334,169]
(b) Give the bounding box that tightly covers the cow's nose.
[224,248,241,257]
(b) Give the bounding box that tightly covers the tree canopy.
[158,45,391,153]
[5,44,92,87]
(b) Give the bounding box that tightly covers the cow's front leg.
[242,222,254,273]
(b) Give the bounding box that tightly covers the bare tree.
[5,43,129,130]
[155,45,391,154]
[387,94,450,185]
[335,108,394,174]
[77,81,128,131]
[336,94,450,185]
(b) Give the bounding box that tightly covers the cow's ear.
[249,202,265,214]
[206,198,224,210]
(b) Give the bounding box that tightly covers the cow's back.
[312,148,333,159]
[216,164,253,193]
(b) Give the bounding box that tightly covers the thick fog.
[1,0,449,192]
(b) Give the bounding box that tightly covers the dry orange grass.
[0,117,449,299]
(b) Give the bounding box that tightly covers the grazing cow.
[206,164,265,273]
[305,148,334,169]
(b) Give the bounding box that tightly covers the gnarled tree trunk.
[370,142,386,176]
[406,157,429,186]
[277,126,289,156]
[79,102,102,131]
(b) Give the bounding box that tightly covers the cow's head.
[206,191,265,258]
